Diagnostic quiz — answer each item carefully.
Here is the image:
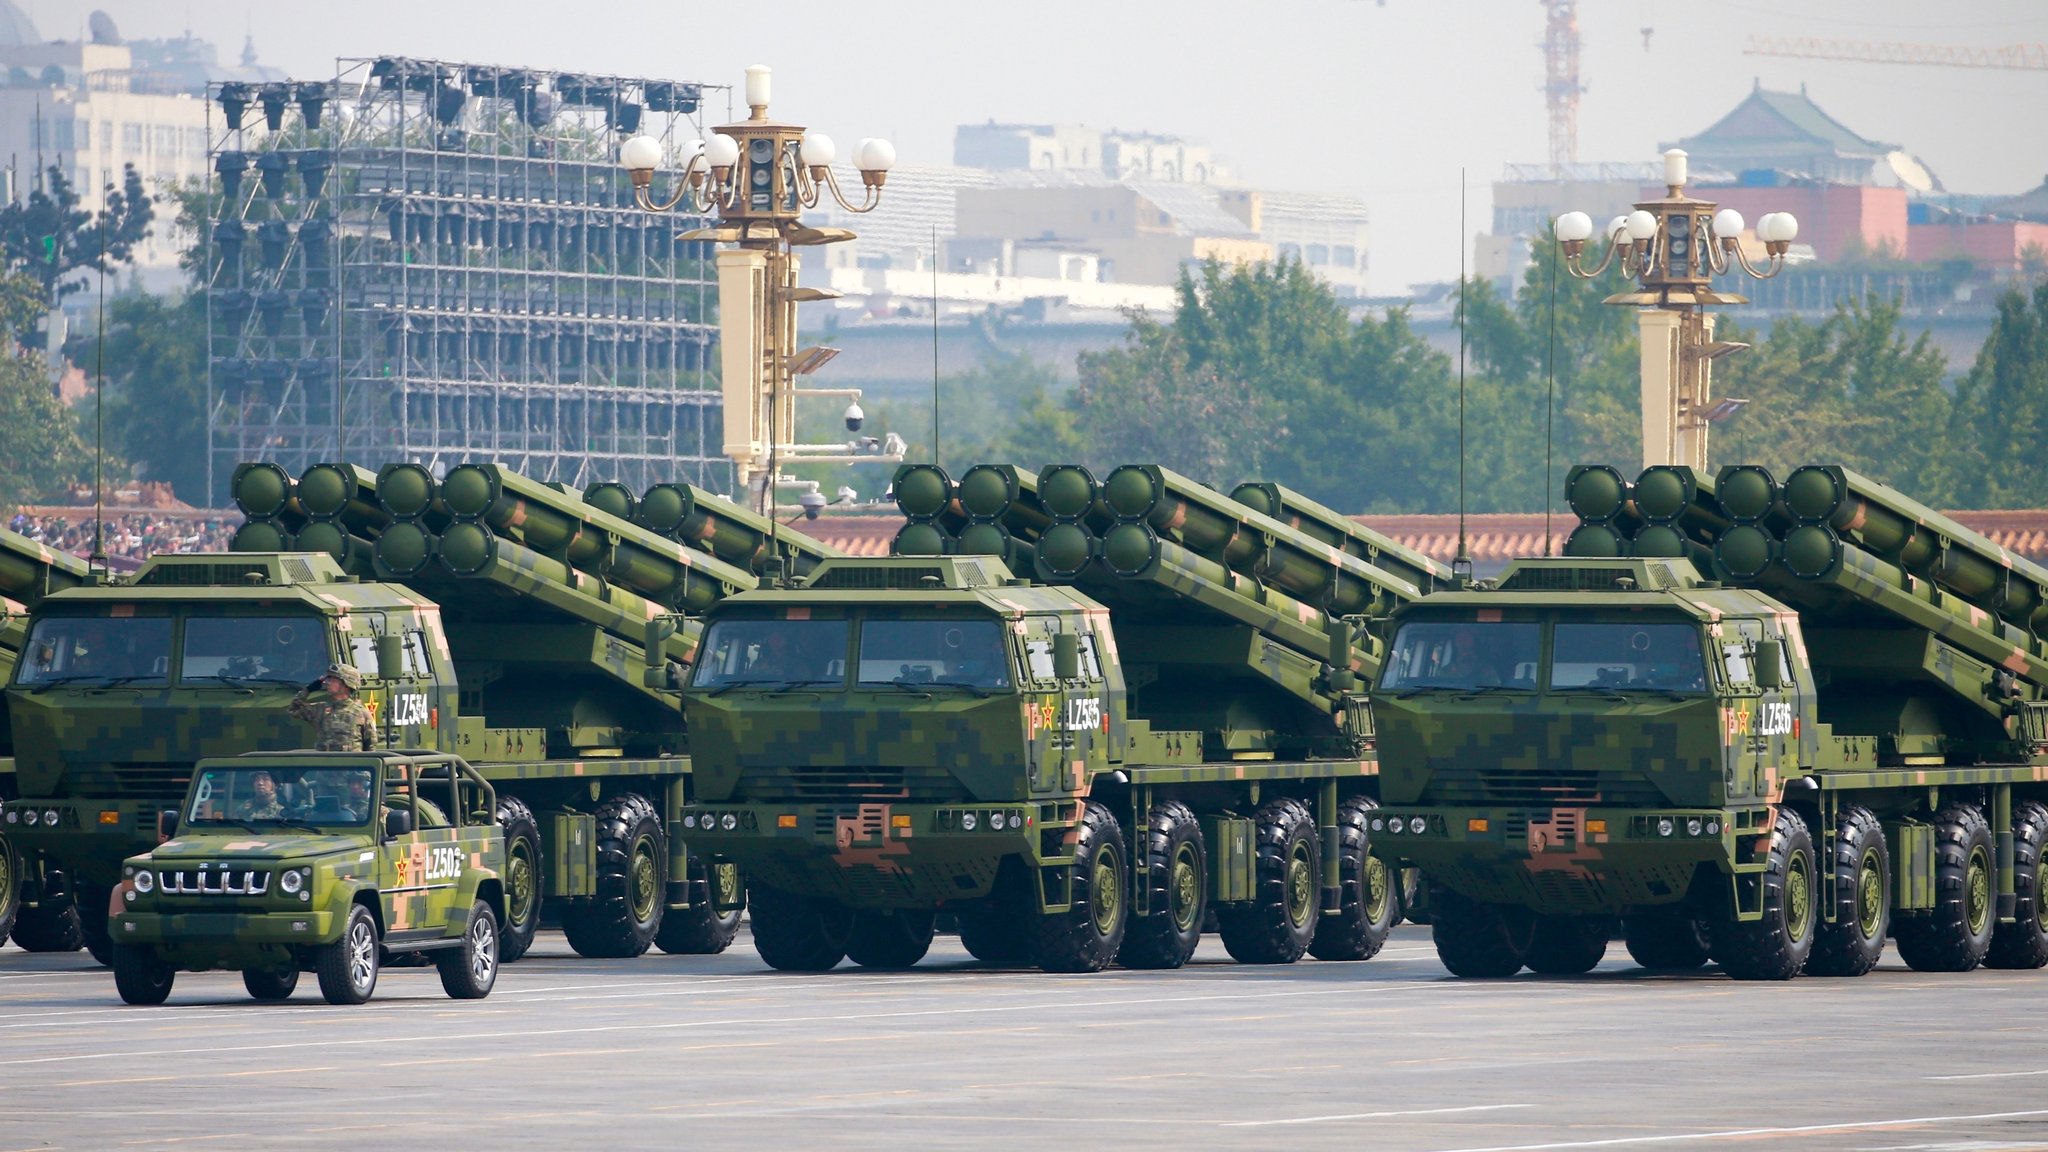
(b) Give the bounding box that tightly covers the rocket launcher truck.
[680,461,1451,974]
[1369,462,2048,981]
[4,460,836,968]
[0,527,91,946]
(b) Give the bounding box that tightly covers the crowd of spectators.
[7,512,241,565]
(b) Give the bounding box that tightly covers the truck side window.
[1023,638,1055,683]
[349,635,379,678]
[403,631,431,676]
[1078,635,1101,680]
[1721,620,1762,686]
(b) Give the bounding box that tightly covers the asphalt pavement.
[4,924,2047,1151]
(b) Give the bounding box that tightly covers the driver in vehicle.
[235,771,284,819]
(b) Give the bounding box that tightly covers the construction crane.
[1744,36,2048,72]
[1543,0,1583,175]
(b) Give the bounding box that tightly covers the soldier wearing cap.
[288,663,377,752]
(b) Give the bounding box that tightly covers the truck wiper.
[928,679,997,698]
[269,817,325,834]
[184,673,285,686]
[30,674,155,693]
[705,678,835,697]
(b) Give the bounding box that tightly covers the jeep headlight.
[279,868,305,896]
[132,868,155,894]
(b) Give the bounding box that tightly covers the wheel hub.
[1967,845,1991,936]
[630,837,659,923]
[1090,846,1122,936]
[1856,847,1884,938]
[1286,842,1314,929]
[1786,848,1814,942]
[1169,843,1200,933]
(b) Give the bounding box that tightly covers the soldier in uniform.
[289,663,377,752]
[235,771,285,819]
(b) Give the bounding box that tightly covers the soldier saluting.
[289,663,377,752]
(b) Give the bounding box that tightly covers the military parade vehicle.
[1369,462,2048,980]
[108,750,506,1005]
[4,460,836,967]
[0,527,92,947]
[680,461,1451,973]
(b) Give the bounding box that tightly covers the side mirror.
[374,634,405,680]
[1052,632,1080,681]
[384,808,413,838]
[157,810,178,841]
[1755,639,1784,689]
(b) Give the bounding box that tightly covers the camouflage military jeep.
[108,751,507,1005]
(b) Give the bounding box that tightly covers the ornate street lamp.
[1554,148,1800,472]
[620,65,899,513]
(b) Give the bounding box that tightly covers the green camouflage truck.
[108,751,506,1005]
[1369,463,2048,980]
[0,527,92,947]
[682,462,1451,973]
[4,460,834,966]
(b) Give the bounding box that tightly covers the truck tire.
[956,859,1033,965]
[11,893,84,953]
[112,944,174,1005]
[1027,802,1128,973]
[1807,805,1889,977]
[844,909,936,969]
[561,794,664,959]
[242,967,299,1000]
[316,904,382,1005]
[1430,885,1533,977]
[1216,797,1319,965]
[1118,801,1206,970]
[1622,908,1712,970]
[76,880,112,967]
[1308,796,1396,962]
[1711,806,1817,981]
[437,901,499,999]
[1399,867,1429,926]
[0,832,19,944]
[1987,800,2048,970]
[746,881,851,971]
[1525,915,1611,974]
[1895,803,1996,973]
[656,861,745,955]
[494,796,542,963]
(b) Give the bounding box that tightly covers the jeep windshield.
[1381,621,1540,691]
[185,765,375,828]
[15,615,173,686]
[692,618,849,689]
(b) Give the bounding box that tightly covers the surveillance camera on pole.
[799,491,828,520]
[843,401,864,432]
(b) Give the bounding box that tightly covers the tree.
[74,290,210,504]
[0,352,93,510]
[0,163,154,314]
[1946,282,2048,508]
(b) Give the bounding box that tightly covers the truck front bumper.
[682,801,1040,909]
[1368,805,1771,914]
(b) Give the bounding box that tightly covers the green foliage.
[74,290,211,504]
[0,164,154,310]
[1946,282,2048,508]
[0,353,92,509]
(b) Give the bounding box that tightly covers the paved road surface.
[4,925,2046,1150]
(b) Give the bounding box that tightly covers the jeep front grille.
[158,868,272,896]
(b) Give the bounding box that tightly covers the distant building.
[954,121,1230,185]
[1662,82,1940,193]
[952,173,1270,287]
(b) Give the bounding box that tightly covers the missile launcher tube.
[638,481,839,577]
[0,527,89,604]
[1229,480,1453,595]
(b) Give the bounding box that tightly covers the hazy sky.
[41,0,2048,292]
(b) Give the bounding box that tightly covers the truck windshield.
[182,615,329,684]
[857,619,1012,691]
[15,616,173,686]
[186,765,374,827]
[1381,621,1540,691]
[1551,622,1708,692]
[692,619,849,688]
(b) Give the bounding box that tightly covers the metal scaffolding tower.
[204,57,731,499]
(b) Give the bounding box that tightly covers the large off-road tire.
[1430,885,1533,978]
[656,860,745,956]
[1309,796,1397,962]
[316,904,381,1005]
[1622,908,1712,971]
[844,909,936,969]
[242,966,299,1001]
[1026,802,1128,973]
[113,944,174,1005]
[437,901,499,999]
[494,796,543,963]
[1895,803,1996,973]
[1988,800,2048,970]
[561,794,665,959]
[1807,805,1890,977]
[956,859,1034,965]
[1711,806,1817,981]
[1216,797,1320,965]
[0,832,19,944]
[1118,801,1206,970]
[1525,915,1612,974]
[746,882,852,971]
[11,892,84,953]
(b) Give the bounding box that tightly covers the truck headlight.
[43,809,59,826]
[1408,817,1427,834]
[133,869,155,894]
[279,868,305,895]
[1686,817,1704,837]
[961,812,979,832]
[1657,817,1676,837]
[720,813,738,831]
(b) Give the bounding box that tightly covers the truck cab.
[109,750,505,1005]
[4,552,455,959]
[1367,558,1810,918]
[681,556,1120,907]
